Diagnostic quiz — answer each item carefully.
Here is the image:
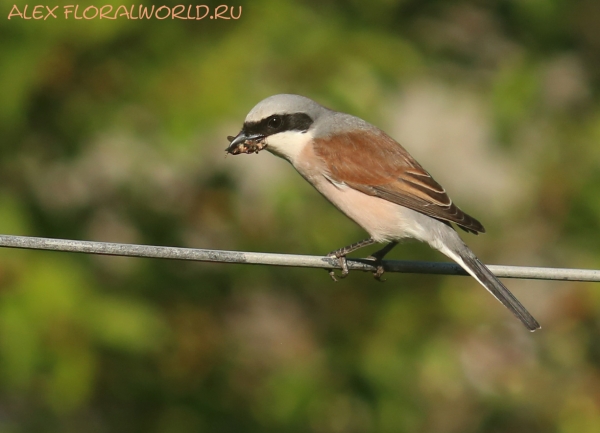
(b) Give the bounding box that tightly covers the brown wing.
[313,130,485,234]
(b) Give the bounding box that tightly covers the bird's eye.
[267,116,282,129]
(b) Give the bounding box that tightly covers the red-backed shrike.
[226,94,540,331]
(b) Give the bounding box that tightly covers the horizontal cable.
[0,234,599,282]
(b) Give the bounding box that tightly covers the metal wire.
[0,234,599,282]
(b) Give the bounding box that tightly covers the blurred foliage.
[1,0,600,432]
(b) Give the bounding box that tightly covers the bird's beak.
[226,131,267,155]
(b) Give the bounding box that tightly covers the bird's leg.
[327,238,376,281]
[367,241,398,281]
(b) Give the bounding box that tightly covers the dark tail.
[442,243,541,331]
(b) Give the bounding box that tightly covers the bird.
[226,94,540,331]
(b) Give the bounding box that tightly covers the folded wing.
[313,129,485,234]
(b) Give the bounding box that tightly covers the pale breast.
[292,141,422,243]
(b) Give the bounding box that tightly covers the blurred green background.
[2,0,600,431]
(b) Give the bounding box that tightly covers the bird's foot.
[366,241,398,282]
[327,251,349,281]
[366,254,386,281]
[326,239,376,281]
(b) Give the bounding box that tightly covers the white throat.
[265,130,313,162]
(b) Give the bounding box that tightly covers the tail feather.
[443,245,541,332]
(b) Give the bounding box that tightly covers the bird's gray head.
[227,94,329,160]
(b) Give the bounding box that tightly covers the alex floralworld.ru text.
[7,4,242,20]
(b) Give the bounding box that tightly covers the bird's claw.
[372,264,386,281]
[328,269,338,281]
[327,252,349,281]
[367,255,387,282]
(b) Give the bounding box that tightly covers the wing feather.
[313,129,485,234]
